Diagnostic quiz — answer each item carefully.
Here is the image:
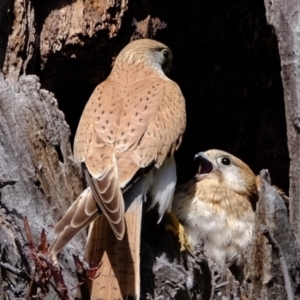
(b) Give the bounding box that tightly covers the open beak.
[194,152,214,180]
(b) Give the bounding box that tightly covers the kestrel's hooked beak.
[194,152,214,180]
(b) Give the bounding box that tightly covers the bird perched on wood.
[49,39,186,299]
[172,150,258,277]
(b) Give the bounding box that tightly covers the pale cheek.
[222,168,247,193]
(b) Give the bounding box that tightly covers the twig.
[260,225,294,300]
[73,255,90,300]
[209,282,216,300]
[0,262,31,282]
[0,179,17,188]
[25,266,37,300]
[146,293,154,300]
[215,281,229,290]
[48,279,69,300]
[0,262,24,276]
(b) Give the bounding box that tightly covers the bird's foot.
[165,211,191,252]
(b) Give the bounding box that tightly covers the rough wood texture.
[242,170,300,299]
[2,0,36,80]
[0,74,85,298]
[263,0,300,242]
[40,0,129,64]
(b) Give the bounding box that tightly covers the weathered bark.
[2,0,36,80]
[39,0,129,64]
[263,0,300,244]
[0,74,86,298]
[243,170,300,299]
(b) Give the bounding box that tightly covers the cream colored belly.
[174,197,254,266]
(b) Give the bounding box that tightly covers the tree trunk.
[263,0,300,244]
[0,73,86,298]
[0,0,300,299]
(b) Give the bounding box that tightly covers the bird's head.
[195,149,257,195]
[115,39,173,74]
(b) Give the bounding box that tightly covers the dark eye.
[221,157,231,165]
[162,49,170,59]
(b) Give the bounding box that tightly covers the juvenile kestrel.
[172,150,258,277]
[49,39,186,299]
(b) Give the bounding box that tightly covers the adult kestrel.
[172,150,258,277]
[49,39,186,299]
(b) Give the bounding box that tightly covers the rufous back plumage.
[72,39,185,240]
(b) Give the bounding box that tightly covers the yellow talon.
[165,211,191,252]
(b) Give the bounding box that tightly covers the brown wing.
[73,68,186,239]
[49,187,99,258]
[74,78,127,239]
